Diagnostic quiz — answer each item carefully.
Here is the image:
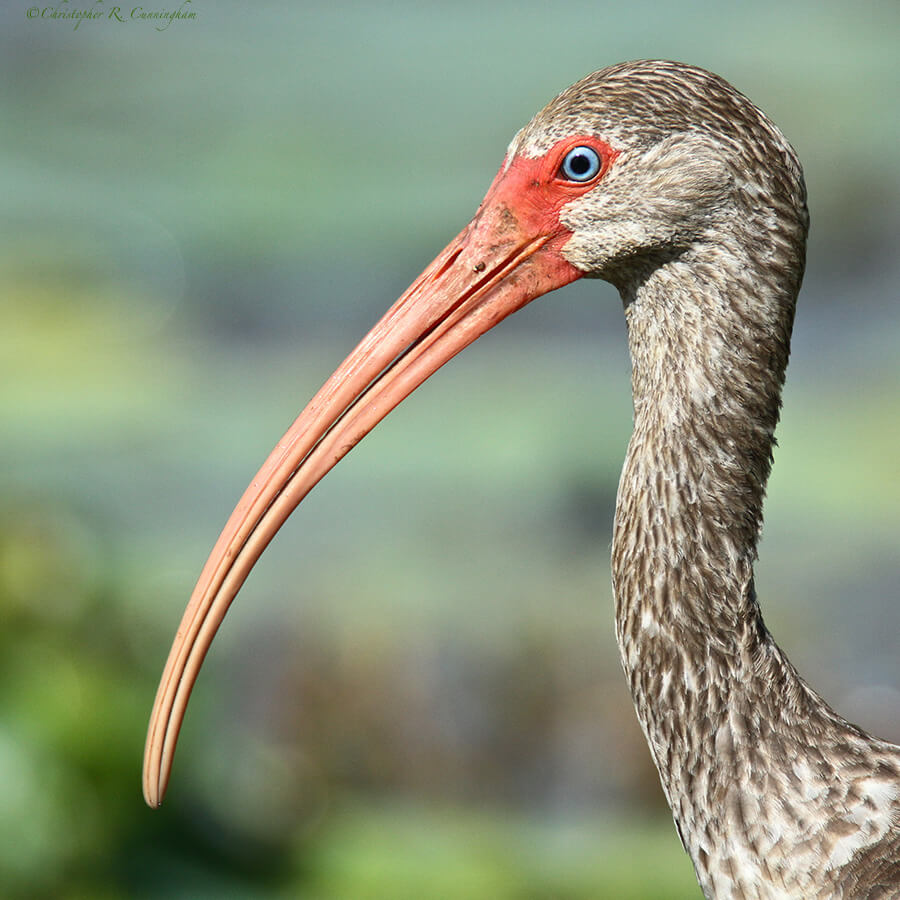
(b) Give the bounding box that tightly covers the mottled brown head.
[511,60,808,293]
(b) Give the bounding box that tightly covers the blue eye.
[560,146,602,182]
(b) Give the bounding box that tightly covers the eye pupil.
[560,145,602,182]
[570,154,590,175]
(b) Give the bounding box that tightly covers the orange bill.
[142,143,605,806]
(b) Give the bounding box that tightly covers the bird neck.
[609,249,900,895]
[611,246,802,882]
[613,245,794,647]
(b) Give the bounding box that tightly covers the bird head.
[509,60,806,290]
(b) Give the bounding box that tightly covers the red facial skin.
[487,135,617,243]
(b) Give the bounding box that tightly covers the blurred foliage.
[2,1,899,897]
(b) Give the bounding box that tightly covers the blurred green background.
[2,1,899,897]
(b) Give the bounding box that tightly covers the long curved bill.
[142,160,582,807]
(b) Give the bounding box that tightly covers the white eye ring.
[560,146,602,182]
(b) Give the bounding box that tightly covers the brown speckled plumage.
[524,60,899,898]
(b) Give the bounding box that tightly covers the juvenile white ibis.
[144,61,900,896]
